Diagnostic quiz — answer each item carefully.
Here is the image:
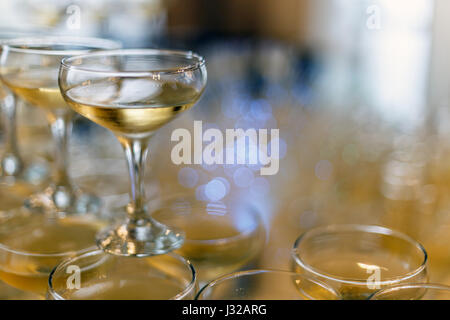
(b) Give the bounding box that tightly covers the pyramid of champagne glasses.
[0,34,210,299]
[0,34,449,301]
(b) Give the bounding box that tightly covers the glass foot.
[24,185,102,215]
[97,218,185,257]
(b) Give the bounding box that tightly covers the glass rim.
[368,283,450,300]
[291,224,428,286]
[60,48,206,77]
[0,240,97,258]
[0,31,47,42]
[1,36,121,56]
[195,269,341,300]
[151,196,265,246]
[0,26,55,41]
[47,249,197,300]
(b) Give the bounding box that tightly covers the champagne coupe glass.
[152,196,266,284]
[59,49,207,256]
[48,249,196,300]
[369,283,450,300]
[0,30,49,185]
[291,224,428,300]
[0,31,52,215]
[195,269,340,300]
[0,210,103,298]
[0,37,121,215]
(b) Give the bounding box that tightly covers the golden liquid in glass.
[0,216,102,295]
[2,68,66,112]
[164,215,264,283]
[295,251,425,299]
[64,79,201,135]
[67,277,187,300]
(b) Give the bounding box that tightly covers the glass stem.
[118,135,151,223]
[0,92,23,176]
[48,112,73,189]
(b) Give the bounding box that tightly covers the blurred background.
[0,0,449,285]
